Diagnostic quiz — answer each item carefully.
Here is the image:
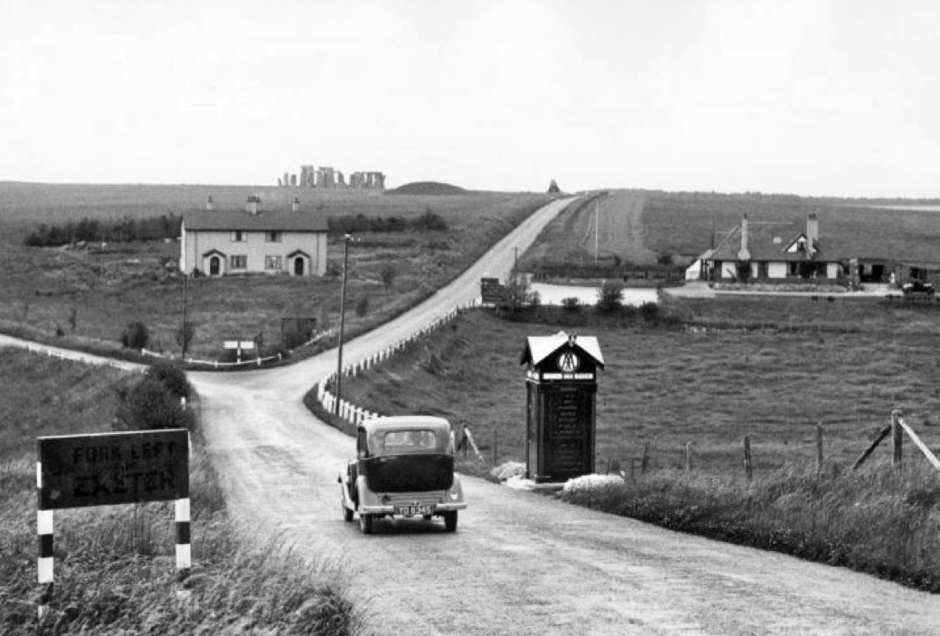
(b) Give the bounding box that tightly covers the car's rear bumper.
[360,501,467,515]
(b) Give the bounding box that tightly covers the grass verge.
[0,350,362,635]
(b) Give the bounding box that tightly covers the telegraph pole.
[334,234,352,415]
[594,200,599,265]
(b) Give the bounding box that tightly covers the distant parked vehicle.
[339,416,467,534]
[902,280,935,299]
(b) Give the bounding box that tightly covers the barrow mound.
[387,182,466,195]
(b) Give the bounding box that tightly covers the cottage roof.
[183,209,329,232]
[520,331,605,368]
[709,222,821,263]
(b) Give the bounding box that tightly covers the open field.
[0,350,359,634]
[522,189,940,276]
[0,182,550,359]
[330,304,940,591]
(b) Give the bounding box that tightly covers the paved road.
[9,197,939,634]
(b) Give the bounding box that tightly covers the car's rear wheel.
[443,511,458,532]
[359,513,374,534]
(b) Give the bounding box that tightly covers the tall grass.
[560,462,940,592]
[0,350,362,635]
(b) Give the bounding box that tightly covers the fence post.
[641,442,650,473]
[892,409,903,470]
[685,442,692,475]
[816,422,824,474]
[743,436,753,480]
[493,430,498,465]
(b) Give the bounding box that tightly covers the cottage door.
[209,256,221,276]
[293,257,304,276]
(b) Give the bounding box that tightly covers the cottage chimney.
[292,196,300,212]
[737,214,751,261]
[205,196,213,211]
[246,196,259,215]
[806,213,819,257]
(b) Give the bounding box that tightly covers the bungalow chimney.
[205,196,213,211]
[292,196,300,212]
[737,214,751,261]
[246,196,259,215]
[806,213,819,257]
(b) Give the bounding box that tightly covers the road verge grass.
[0,350,361,635]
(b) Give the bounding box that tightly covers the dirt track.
[189,196,940,635]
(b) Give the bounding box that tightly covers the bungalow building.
[180,196,328,277]
[697,213,843,283]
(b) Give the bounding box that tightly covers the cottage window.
[265,231,282,243]
[232,230,245,242]
[264,255,282,270]
[230,255,247,269]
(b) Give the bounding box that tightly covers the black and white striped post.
[36,463,54,621]
[175,497,191,577]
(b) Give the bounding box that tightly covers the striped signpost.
[36,429,191,620]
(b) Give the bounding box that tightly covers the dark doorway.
[293,257,304,276]
[209,256,221,276]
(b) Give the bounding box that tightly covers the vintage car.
[339,415,467,534]
[902,280,935,298]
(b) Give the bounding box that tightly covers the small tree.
[380,263,397,290]
[356,295,370,317]
[498,275,537,316]
[639,301,660,323]
[562,297,582,312]
[121,321,150,349]
[68,307,78,332]
[176,320,195,357]
[595,280,624,314]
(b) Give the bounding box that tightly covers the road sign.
[37,429,190,509]
[223,340,255,350]
[480,278,504,305]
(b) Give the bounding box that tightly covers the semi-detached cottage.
[179,196,328,277]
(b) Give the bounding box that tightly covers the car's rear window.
[382,429,438,450]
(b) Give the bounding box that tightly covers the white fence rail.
[315,301,476,426]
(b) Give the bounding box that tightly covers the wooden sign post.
[36,429,191,619]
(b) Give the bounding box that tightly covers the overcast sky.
[3,0,938,197]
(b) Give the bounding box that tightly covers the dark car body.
[339,416,467,533]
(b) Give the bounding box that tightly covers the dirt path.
[34,195,934,635]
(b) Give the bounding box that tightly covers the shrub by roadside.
[558,464,940,593]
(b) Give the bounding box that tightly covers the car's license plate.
[395,504,433,517]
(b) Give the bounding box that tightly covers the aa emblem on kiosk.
[557,351,580,373]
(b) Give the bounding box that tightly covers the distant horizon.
[2,179,939,203]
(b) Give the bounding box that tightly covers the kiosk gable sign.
[37,429,190,510]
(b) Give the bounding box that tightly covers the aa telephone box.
[521,331,604,483]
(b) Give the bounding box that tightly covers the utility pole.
[334,234,352,415]
[181,272,189,358]
[594,200,599,266]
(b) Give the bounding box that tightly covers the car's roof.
[360,415,452,434]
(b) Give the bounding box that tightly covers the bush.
[356,295,370,317]
[120,321,150,349]
[595,280,624,314]
[115,377,194,431]
[562,297,582,312]
[145,360,191,399]
[639,301,660,322]
[498,275,538,316]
